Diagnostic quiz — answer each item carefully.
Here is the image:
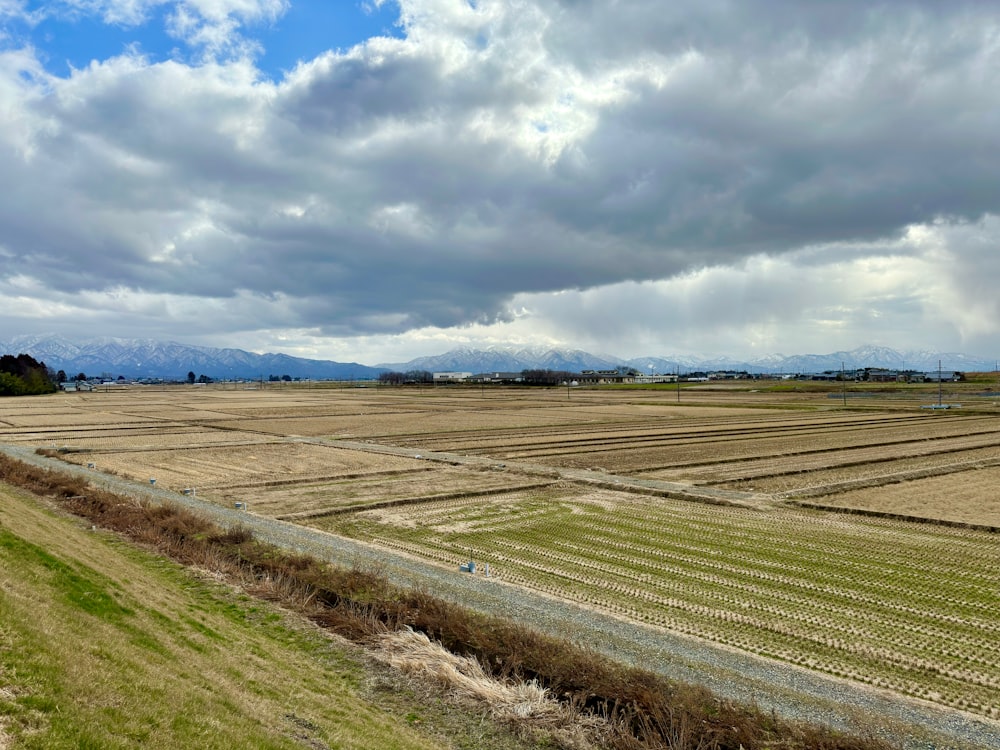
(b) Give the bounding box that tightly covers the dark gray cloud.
[1,0,999,359]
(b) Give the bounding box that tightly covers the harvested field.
[802,465,1000,528]
[30,427,277,451]
[387,412,995,465]
[317,485,1000,720]
[0,410,163,428]
[206,405,675,439]
[57,441,427,492]
[720,445,1000,495]
[255,468,554,519]
[2,383,999,726]
[212,402,403,418]
[653,435,1000,484]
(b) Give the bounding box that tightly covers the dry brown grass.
[373,629,571,724]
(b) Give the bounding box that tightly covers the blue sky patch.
[259,2,403,79]
[3,1,403,80]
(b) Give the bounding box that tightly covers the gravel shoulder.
[4,443,998,750]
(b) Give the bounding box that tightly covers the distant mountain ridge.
[0,335,383,381]
[377,346,625,374]
[1,335,993,380]
[380,344,995,375]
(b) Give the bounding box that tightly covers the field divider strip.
[275,481,558,521]
[786,498,1000,534]
[221,466,437,491]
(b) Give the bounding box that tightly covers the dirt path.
[3,443,999,750]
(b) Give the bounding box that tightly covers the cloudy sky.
[2,1,999,364]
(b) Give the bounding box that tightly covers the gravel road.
[4,443,998,750]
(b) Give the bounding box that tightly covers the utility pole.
[842,361,847,407]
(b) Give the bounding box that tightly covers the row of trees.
[378,370,433,385]
[0,354,58,396]
[376,369,579,386]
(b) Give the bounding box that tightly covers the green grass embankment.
[0,482,452,750]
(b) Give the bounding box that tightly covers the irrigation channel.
[3,442,999,750]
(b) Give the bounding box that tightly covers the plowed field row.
[0,422,181,442]
[32,429,280,451]
[390,413,930,453]
[57,442,425,491]
[221,470,538,518]
[192,404,419,418]
[512,423,1000,474]
[204,407,663,439]
[489,417,997,463]
[683,439,1000,487]
[0,411,161,427]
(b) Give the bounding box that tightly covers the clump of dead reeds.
[374,627,561,722]
[372,627,605,749]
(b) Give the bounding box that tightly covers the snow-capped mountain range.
[1,335,993,380]
[0,335,382,381]
[380,344,995,375]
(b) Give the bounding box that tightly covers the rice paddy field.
[2,381,998,722]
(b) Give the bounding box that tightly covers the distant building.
[923,371,961,382]
[634,373,678,384]
[468,372,524,383]
[864,368,897,383]
[432,371,472,383]
[578,370,636,385]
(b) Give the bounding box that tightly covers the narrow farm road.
[3,443,998,750]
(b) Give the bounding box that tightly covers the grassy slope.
[0,482,446,750]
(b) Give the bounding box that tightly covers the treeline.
[0,353,57,396]
[378,369,433,384]
[520,369,575,385]
[377,369,576,386]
